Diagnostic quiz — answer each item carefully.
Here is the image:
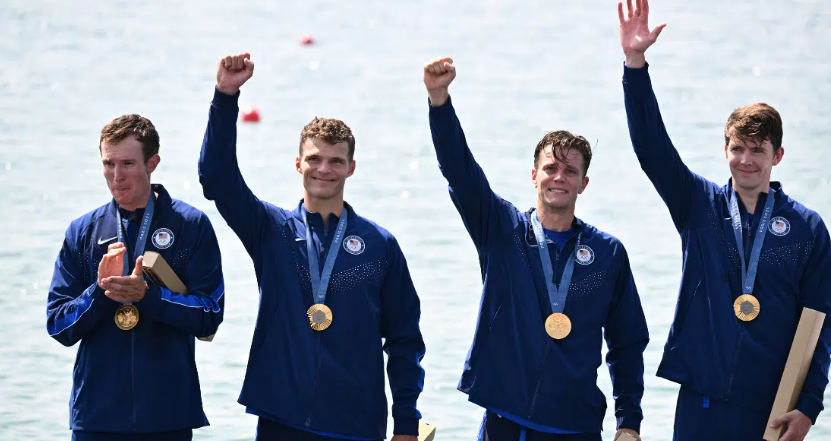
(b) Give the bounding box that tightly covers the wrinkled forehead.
[100,137,144,161]
[538,144,584,169]
[727,137,774,150]
[301,138,351,159]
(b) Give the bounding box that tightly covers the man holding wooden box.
[617,1,831,440]
[46,114,226,440]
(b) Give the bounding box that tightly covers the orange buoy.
[241,107,260,123]
[299,34,314,45]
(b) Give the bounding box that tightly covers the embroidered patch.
[575,245,595,265]
[769,217,790,237]
[152,228,174,249]
[343,235,365,255]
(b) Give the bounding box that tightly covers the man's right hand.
[216,52,255,96]
[423,57,456,107]
[98,243,126,285]
[618,0,666,68]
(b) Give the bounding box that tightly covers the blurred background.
[1,0,829,439]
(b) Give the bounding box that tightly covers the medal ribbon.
[116,193,155,278]
[531,212,581,315]
[730,187,775,296]
[303,205,348,305]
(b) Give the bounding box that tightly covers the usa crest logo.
[343,235,365,255]
[575,245,595,265]
[769,217,790,237]
[152,228,174,249]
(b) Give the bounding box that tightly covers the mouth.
[311,177,337,183]
[546,188,568,195]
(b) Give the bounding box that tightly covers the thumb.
[650,22,667,40]
[133,256,144,276]
[244,58,255,72]
[444,62,456,72]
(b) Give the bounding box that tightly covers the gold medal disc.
[115,304,139,330]
[734,294,760,322]
[545,313,572,339]
[307,304,333,331]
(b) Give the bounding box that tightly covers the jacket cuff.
[393,417,419,436]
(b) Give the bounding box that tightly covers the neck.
[536,201,574,232]
[732,181,770,215]
[304,193,345,227]
[120,185,153,211]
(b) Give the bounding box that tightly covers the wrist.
[427,88,449,107]
[216,85,240,96]
[624,52,647,69]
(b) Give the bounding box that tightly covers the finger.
[133,256,144,276]
[650,22,667,40]
[223,55,232,69]
[244,58,255,72]
[244,52,251,60]
[108,242,126,251]
[627,0,634,18]
[441,56,454,65]
[643,0,650,16]
[443,62,456,72]
[778,426,796,441]
[635,0,642,18]
[770,413,789,428]
[618,2,625,24]
[237,54,246,70]
[102,277,141,290]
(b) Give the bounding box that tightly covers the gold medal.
[734,294,760,322]
[307,304,333,331]
[545,312,571,339]
[115,304,139,330]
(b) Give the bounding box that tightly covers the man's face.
[296,138,355,200]
[532,146,589,211]
[725,138,783,195]
[101,136,158,209]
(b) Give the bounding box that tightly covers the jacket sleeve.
[198,87,270,258]
[138,214,225,338]
[604,244,650,433]
[795,218,831,423]
[46,226,120,346]
[622,63,708,231]
[429,97,512,250]
[380,237,426,436]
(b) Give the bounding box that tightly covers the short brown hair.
[99,114,160,162]
[533,131,593,176]
[299,117,356,160]
[724,103,783,152]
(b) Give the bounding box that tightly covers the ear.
[146,154,160,174]
[772,146,784,166]
[346,160,356,178]
[724,144,729,158]
[578,176,590,194]
[296,156,302,174]
[531,168,538,188]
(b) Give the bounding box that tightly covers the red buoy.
[299,34,315,45]
[241,107,260,123]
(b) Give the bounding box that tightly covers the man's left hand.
[101,256,147,303]
[770,409,811,441]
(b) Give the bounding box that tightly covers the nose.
[113,164,126,181]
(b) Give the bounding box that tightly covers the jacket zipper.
[131,331,136,430]
[527,228,583,418]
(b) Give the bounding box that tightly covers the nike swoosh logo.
[98,236,117,245]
